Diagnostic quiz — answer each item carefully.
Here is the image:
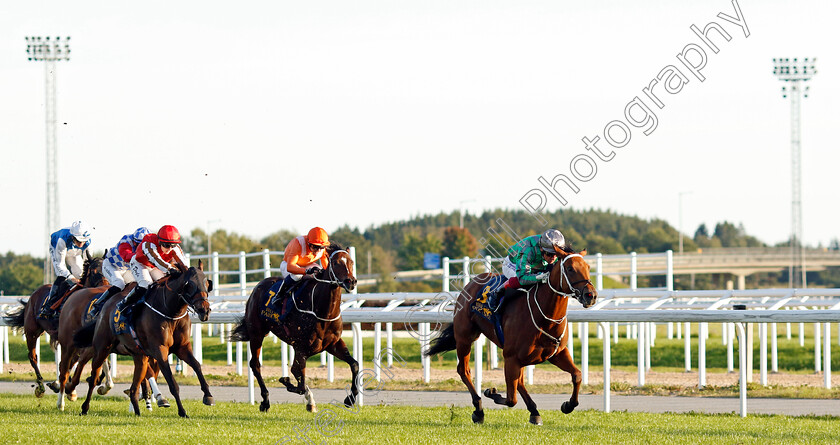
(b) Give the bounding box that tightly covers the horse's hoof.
[157,397,171,408]
[34,385,45,398]
[203,395,215,406]
[482,388,497,398]
[306,404,317,413]
[472,410,484,424]
[259,401,270,412]
[47,381,60,393]
[179,411,189,419]
[343,395,356,408]
[529,415,543,425]
[68,391,78,401]
[561,401,578,414]
[279,377,290,385]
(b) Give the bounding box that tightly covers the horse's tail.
[2,299,28,331]
[425,324,456,357]
[73,322,96,348]
[228,317,250,342]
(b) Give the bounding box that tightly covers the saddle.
[82,291,108,325]
[470,276,527,347]
[260,278,305,324]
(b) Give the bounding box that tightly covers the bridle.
[545,253,593,305]
[293,249,352,322]
[144,270,207,321]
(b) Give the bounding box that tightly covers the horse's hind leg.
[25,331,46,397]
[245,336,271,412]
[549,347,581,414]
[484,355,521,409]
[455,342,484,424]
[325,339,359,408]
[80,347,111,415]
[128,355,148,416]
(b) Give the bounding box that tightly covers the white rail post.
[3,326,8,365]
[637,319,645,387]
[684,322,691,372]
[601,322,611,413]
[736,322,748,417]
[630,252,637,290]
[595,253,603,290]
[0,327,4,373]
[799,322,805,347]
[581,322,589,386]
[527,364,534,385]
[666,249,674,291]
[35,335,40,369]
[236,341,243,375]
[760,323,768,386]
[824,322,832,389]
[110,353,117,378]
[263,249,271,279]
[226,324,233,365]
[462,256,470,288]
[815,322,822,373]
[374,322,382,382]
[442,257,450,292]
[281,340,289,378]
[568,322,574,362]
[386,322,393,368]
[699,322,707,388]
[727,323,735,373]
[54,344,61,381]
[771,323,779,373]
[239,251,247,298]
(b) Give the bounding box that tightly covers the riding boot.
[487,286,506,312]
[95,285,122,311]
[116,286,147,318]
[38,276,66,319]
[270,275,298,306]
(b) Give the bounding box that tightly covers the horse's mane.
[326,242,346,255]
[80,256,105,286]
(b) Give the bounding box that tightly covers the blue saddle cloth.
[470,275,507,346]
[259,279,300,324]
[82,292,107,326]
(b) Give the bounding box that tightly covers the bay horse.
[229,243,359,413]
[74,263,214,417]
[56,283,171,411]
[425,247,597,425]
[2,257,107,397]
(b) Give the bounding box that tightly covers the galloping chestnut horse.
[2,257,107,397]
[230,243,359,413]
[426,247,597,425]
[55,283,170,411]
[74,263,214,417]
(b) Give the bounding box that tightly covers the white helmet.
[539,229,565,253]
[70,220,92,242]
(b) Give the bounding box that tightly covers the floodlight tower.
[773,57,816,288]
[26,36,71,282]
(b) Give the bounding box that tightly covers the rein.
[143,276,194,321]
[292,249,348,322]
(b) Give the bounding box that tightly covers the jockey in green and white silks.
[487,229,565,311]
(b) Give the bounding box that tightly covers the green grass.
[0,393,838,444]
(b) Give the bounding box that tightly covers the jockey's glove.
[535,272,549,283]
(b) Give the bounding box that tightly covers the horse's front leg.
[325,339,359,408]
[548,346,581,414]
[174,343,215,407]
[151,345,189,418]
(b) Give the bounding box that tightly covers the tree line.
[2,208,838,295]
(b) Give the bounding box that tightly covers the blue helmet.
[131,227,151,244]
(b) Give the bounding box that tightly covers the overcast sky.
[1,0,837,256]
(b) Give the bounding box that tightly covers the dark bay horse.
[2,257,106,397]
[425,247,597,425]
[74,263,214,417]
[230,243,359,413]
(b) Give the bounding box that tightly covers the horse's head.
[81,257,108,288]
[178,261,212,322]
[326,243,357,292]
[549,247,597,308]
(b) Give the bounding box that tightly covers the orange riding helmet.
[158,225,182,244]
[306,227,329,247]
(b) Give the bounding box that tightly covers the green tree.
[0,253,43,295]
[397,232,442,270]
[441,227,478,259]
